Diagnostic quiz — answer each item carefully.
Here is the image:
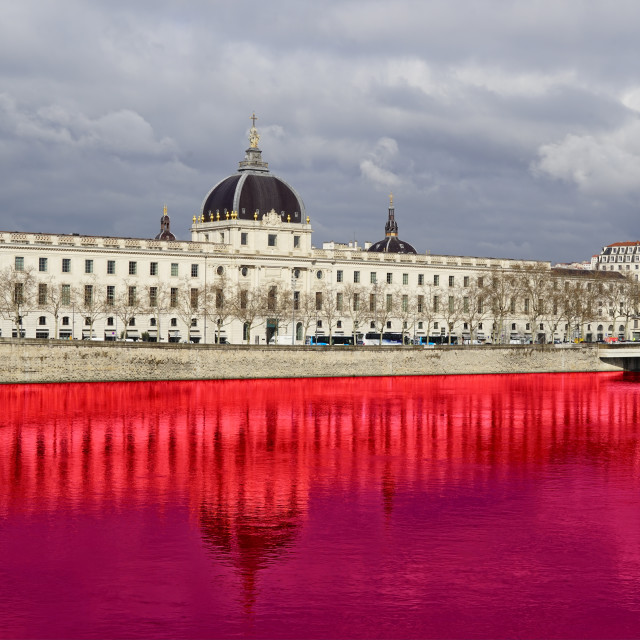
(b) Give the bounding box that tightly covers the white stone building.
[0,121,606,345]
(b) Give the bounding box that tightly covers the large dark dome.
[201,124,305,223]
[368,198,417,254]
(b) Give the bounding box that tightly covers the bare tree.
[179,278,203,342]
[40,277,75,339]
[459,278,490,344]
[204,274,234,344]
[342,283,367,345]
[486,268,519,344]
[441,291,463,345]
[113,279,145,340]
[319,284,341,343]
[144,281,170,342]
[231,284,264,344]
[295,291,318,343]
[262,281,293,343]
[80,275,104,339]
[0,266,36,338]
[366,284,396,344]
[515,262,551,343]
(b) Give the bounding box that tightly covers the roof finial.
[163,204,168,216]
[389,193,393,208]
[249,112,260,148]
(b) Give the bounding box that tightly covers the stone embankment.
[0,339,627,384]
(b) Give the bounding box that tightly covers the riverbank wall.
[0,339,624,384]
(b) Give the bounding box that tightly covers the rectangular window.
[353,293,360,311]
[478,298,484,313]
[106,285,115,306]
[386,273,393,285]
[402,294,408,311]
[170,287,178,308]
[418,274,424,286]
[315,291,323,311]
[267,286,276,311]
[386,293,393,311]
[336,292,343,311]
[463,296,469,313]
[463,276,469,287]
[62,258,71,273]
[215,288,224,309]
[61,284,71,306]
[39,257,48,272]
[191,264,199,278]
[448,296,454,313]
[434,275,439,286]
[403,273,408,285]
[128,261,137,276]
[524,298,530,313]
[354,271,360,283]
[190,288,199,309]
[369,294,376,312]
[370,272,377,284]
[14,283,23,304]
[84,285,93,306]
[171,263,178,277]
[336,270,343,283]
[241,233,248,246]
[240,290,247,310]
[128,286,136,306]
[85,259,93,274]
[293,235,300,248]
[478,276,484,288]
[510,298,516,314]
[449,275,454,287]
[417,295,424,313]
[38,283,47,306]
[433,295,439,312]
[150,262,158,276]
[293,291,300,311]
[149,286,157,307]
[268,234,277,247]
[107,260,115,275]
[15,256,24,271]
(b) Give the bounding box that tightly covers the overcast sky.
[2,0,640,263]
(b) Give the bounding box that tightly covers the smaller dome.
[367,196,417,254]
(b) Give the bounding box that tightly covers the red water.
[1,373,640,638]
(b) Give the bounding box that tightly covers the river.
[1,373,640,638]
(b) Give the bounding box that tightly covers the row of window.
[18,256,487,289]
[335,270,479,287]
[17,257,202,278]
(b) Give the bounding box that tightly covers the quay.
[0,340,636,385]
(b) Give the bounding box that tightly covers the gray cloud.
[2,0,640,262]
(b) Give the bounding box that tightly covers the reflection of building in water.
[2,373,640,603]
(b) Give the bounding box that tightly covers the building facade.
[0,121,636,344]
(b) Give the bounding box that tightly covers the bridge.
[597,345,640,370]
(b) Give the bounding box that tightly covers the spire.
[385,193,398,237]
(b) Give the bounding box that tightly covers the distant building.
[594,241,640,275]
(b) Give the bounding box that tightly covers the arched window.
[296,322,303,341]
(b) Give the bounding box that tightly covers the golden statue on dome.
[249,112,260,148]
